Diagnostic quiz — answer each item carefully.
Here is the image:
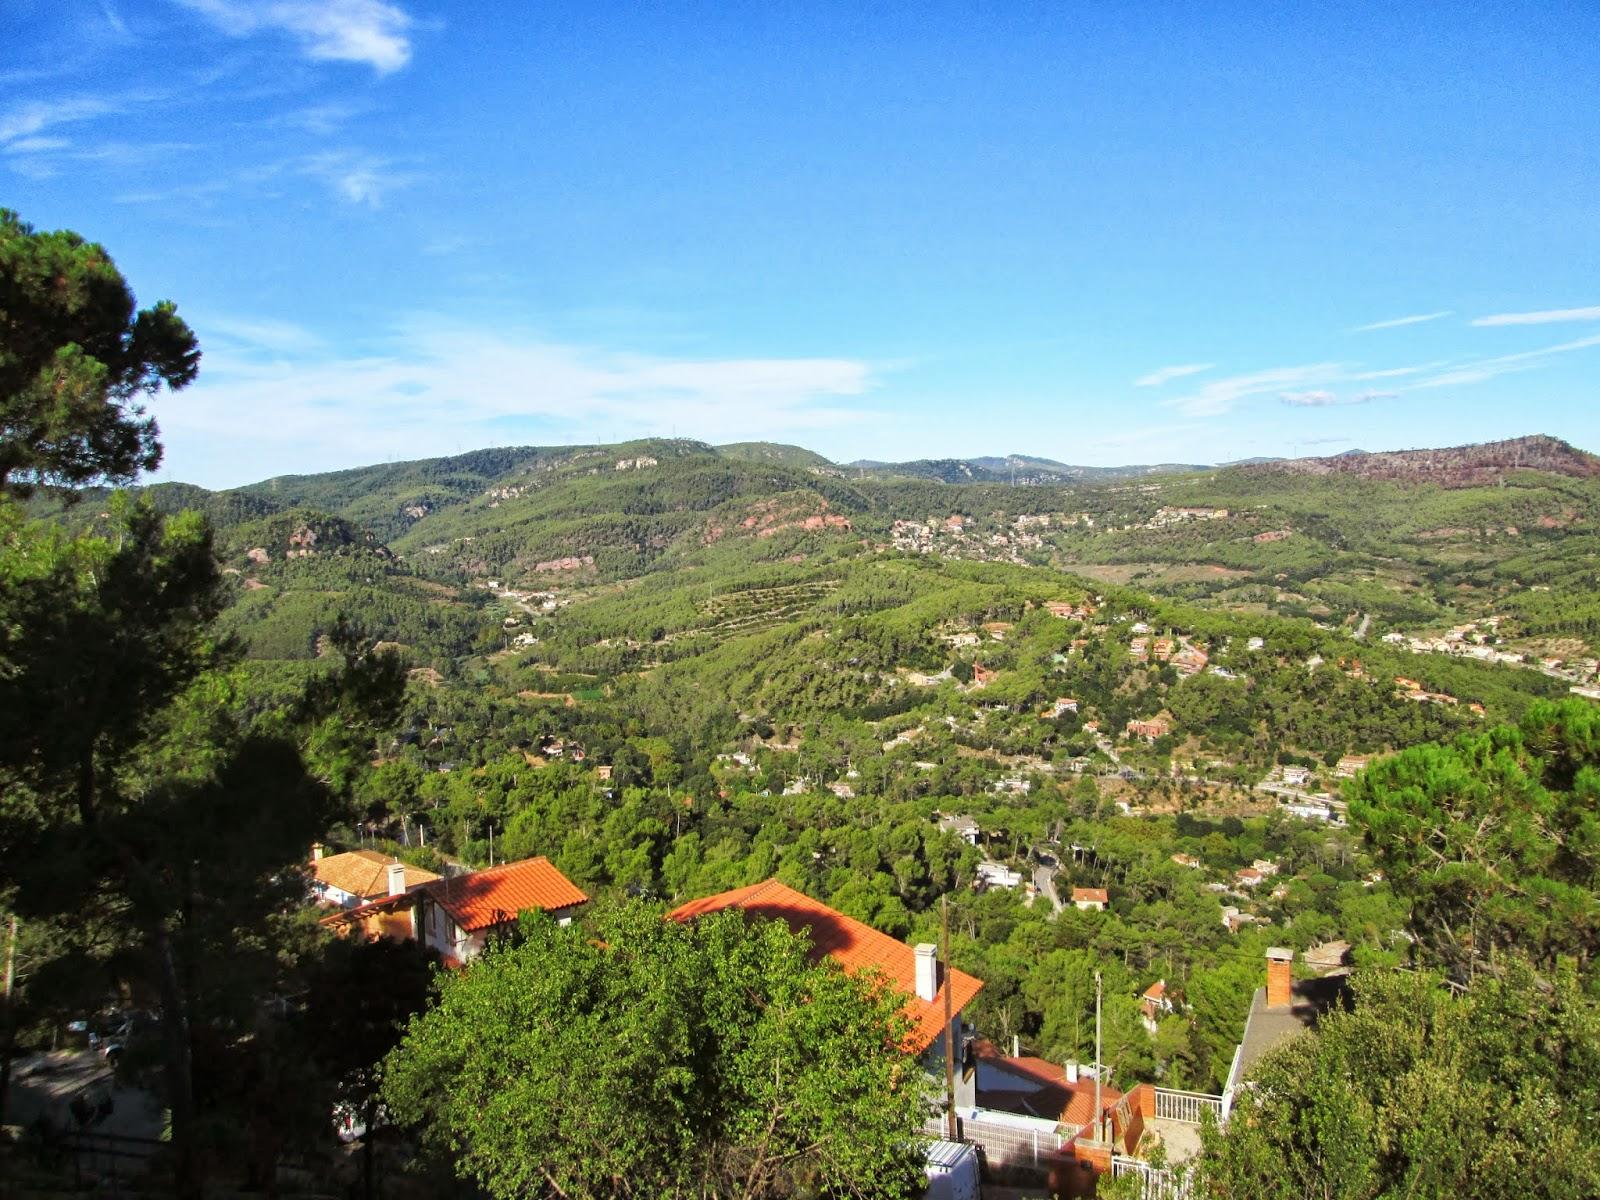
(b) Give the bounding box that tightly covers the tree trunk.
[152,924,201,1200]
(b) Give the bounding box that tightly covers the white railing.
[1153,1088,1223,1125]
[924,1107,1071,1169]
[1112,1155,1192,1200]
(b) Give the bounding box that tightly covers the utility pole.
[1094,970,1104,1143]
[942,895,957,1140]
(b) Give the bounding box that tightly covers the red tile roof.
[668,879,983,1054]
[1072,887,1109,903]
[421,857,588,932]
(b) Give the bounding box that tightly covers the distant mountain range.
[818,434,1597,488]
[841,454,1210,485]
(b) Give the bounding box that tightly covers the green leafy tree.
[0,208,199,497]
[1347,699,1600,982]
[383,901,931,1200]
[1195,960,1600,1200]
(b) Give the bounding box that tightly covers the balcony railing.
[1153,1087,1223,1125]
[1112,1154,1193,1200]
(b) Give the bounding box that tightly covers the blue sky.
[4,1,1598,488]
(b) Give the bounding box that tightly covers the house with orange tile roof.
[668,879,984,1104]
[309,845,440,908]
[1071,887,1108,911]
[321,856,588,962]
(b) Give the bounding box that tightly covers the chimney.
[1266,947,1293,1008]
[387,861,407,897]
[311,843,324,862]
[1065,1061,1079,1084]
[914,943,939,1002]
[1012,1034,1020,1057]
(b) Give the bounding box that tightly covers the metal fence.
[1112,1154,1192,1200]
[1153,1088,1223,1125]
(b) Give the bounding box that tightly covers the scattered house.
[1139,980,1174,1032]
[1246,636,1266,651]
[973,1038,1121,1128]
[937,813,983,846]
[1170,853,1202,869]
[1129,637,1150,662]
[971,663,999,688]
[982,621,1013,640]
[1125,717,1171,741]
[1251,859,1281,878]
[308,846,440,908]
[1130,621,1153,635]
[1234,867,1265,889]
[1333,754,1370,778]
[1082,719,1100,733]
[1048,697,1080,718]
[594,764,614,781]
[1221,948,1351,1117]
[991,776,1032,796]
[946,631,981,648]
[321,856,589,962]
[1071,887,1108,912]
[828,781,857,799]
[1280,765,1311,787]
[1220,906,1256,932]
[669,880,984,1097]
[1151,637,1175,662]
[1045,600,1094,620]
[976,861,1024,890]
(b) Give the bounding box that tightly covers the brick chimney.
[387,861,407,897]
[914,943,939,1001]
[1266,947,1293,1008]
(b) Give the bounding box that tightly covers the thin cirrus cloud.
[1348,311,1454,333]
[1280,390,1396,407]
[1470,305,1600,327]
[174,0,415,74]
[155,318,878,486]
[1412,332,1600,389]
[1166,363,1344,417]
[0,94,121,143]
[1133,363,1214,387]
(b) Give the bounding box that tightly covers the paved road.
[1032,865,1063,912]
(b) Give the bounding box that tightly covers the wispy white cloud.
[300,150,414,206]
[0,94,119,143]
[1348,310,1453,333]
[4,136,71,153]
[199,315,325,353]
[1411,332,1600,389]
[175,0,415,74]
[1279,389,1395,407]
[1470,305,1600,327]
[1350,362,1448,380]
[157,318,877,484]
[1134,362,1214,388]
[1167,363,1344,417]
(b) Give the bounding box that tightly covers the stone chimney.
[914,943,939,1002]
[387,862,407,897]
[1266,947,1294,1008]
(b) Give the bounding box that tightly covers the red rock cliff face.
[1247,435,1600,487]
